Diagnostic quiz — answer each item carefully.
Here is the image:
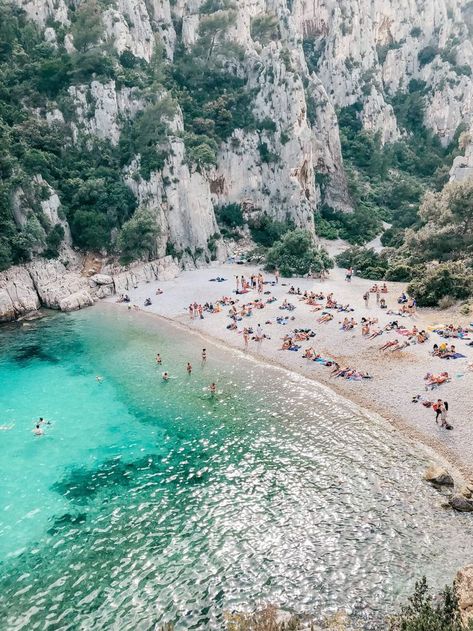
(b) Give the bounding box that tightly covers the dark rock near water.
[449,495,473,512]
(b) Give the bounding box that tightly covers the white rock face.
[109,256,180,295]
[0,267,41,322]
[26,259,92,310]
[69,81,143,146]
[6,0,473,274]
[59,290,95,312]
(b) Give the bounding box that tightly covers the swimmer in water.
[209,382,217,396]
[33,424,44,436]
[38,417,51,425]
[96,376,103,383]
[162,372,169,381]
[156,353,162,365]
[187,362,192,374]
[202,348,207,363]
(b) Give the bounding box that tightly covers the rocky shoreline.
[0,255,180,322]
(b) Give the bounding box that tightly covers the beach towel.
[441,353,466,359]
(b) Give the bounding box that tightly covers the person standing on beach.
[189,304,194,320]
[275,269,279,284]
[256,324,263,342]
[243,328,249,350]
[345,267,353,282]
[376,288,380,305]
[439,401,450,428]
[235,276,240,292]
[363,291,369,308]
[433,399,442,423]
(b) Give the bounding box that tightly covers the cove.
[0,304,472,630]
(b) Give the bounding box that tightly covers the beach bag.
[446,424,453,430]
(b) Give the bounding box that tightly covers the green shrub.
[385,264,413,282]
[216,203,244,228]
[407,262,473,307]
[265,228,333,277]
[250,14,279,45]
[418,45,438,67]
[117,208,159,264]
[319,205,382,245]
[388,576,473,631]
[43,223,65,258]
[249,214,293,247]
[314,214,339,239]
[335,246,388,279]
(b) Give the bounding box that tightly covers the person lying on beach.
[303,347,316,359]
[370,284,379,293]
[380,339,398,351]
[424,372,450,388]
[389,340,410,352]
[155,288,163,295]
[144,298,152,306]
[317,312,333,324]
[368,328,383,339]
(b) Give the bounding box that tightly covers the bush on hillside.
[335,246,388,280]
[407,262,473,307]
[117,209,159,264]
[265,229,333,277]
[388,576,473,631]
[216,203,244,228]
[249,214,293,247]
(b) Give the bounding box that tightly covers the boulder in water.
[449,495,473,512]
[424,465,454,486]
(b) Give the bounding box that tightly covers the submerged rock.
[424,465,454,486]
[449,495,473,512]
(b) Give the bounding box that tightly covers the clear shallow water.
[0,304,472,630]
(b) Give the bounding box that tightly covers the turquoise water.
[1,304,472,629]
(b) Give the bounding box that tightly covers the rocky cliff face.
[3,0,473,300]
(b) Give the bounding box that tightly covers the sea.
[0,303,472,630]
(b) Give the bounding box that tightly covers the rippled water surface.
[1,304,472,630]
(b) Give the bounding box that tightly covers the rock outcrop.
[449,495,473,512]
[457,565,473,626]
[424,465,454,486]
[0,256,181,322]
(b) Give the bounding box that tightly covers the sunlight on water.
[1,304,472,629]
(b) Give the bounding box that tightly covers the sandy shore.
[106,262,473,480]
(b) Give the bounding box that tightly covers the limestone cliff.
[2,0,473,319]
